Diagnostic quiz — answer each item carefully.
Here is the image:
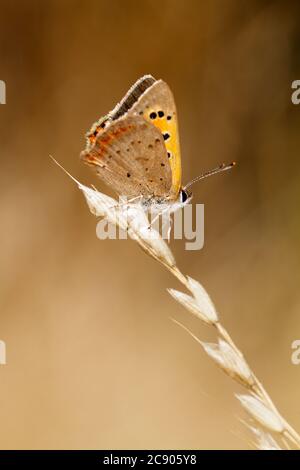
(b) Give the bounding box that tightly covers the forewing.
[124,80,182,198]
[110,75,156,120]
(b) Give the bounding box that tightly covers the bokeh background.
[1,0,300,450]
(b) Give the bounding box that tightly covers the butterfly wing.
[85,75,156,149]
[81,76,181,200]
[81,114,172,199]
[115,80,182,199]
[110,75,156,120]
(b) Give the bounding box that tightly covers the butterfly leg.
[161,210,173,242]
[166,217,173,243]
[148,212,160,228]
[148,206,172,239]
[107,195,143,211]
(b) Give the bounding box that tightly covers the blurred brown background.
[0,0,300,450]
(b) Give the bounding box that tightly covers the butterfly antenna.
[183,161,236,191]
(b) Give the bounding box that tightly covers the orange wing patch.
[82,123,134,166]
[142,108,181,197]
[85,115,110,149]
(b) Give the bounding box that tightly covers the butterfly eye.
[158,110,164,118]
[180,189,189,203]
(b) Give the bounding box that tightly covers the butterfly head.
[179,187,192,205]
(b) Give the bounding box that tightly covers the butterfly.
[80,75,234,214]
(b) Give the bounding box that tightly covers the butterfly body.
[81,75,188,212]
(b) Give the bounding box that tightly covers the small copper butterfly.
[80,75,235,212]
